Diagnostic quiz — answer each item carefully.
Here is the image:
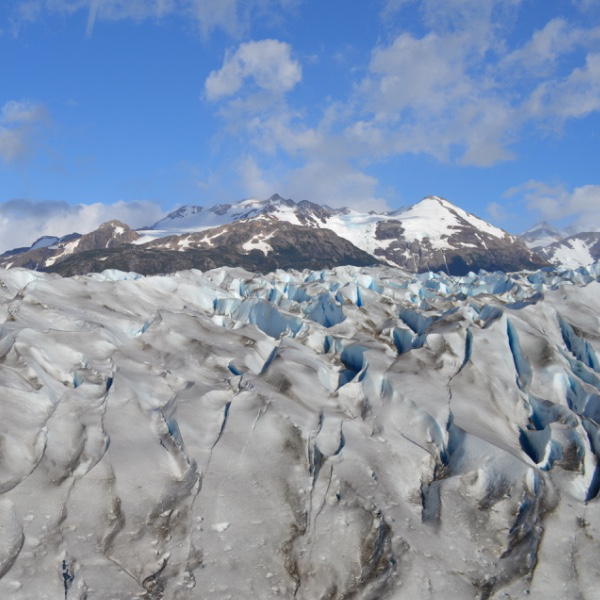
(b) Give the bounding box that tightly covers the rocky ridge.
[139,194,547,275]
[42,220,379,277]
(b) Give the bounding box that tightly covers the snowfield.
[1,263,600,599]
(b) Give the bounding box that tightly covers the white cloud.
[572,0,599,12]
[205,40,301,101]
[527,53,600,121]
[0,199,165,252]
[283,160,388,211]
[366,32,470,117]
[383,0,522,46]
[237,155,277,198]
[500,19,600,75]
[352,30,518,166]
[12,0,299,38]
[349,3,600,167]
[0,100,48,162]
[193,2,600,210]
[506,180,600,231]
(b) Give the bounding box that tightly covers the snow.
[1,262,600,598]
[43,239,80,267]
[177,235,193,250]
[264,203,303,226]
[133,195,509,259]
[550,237,595,268]
[520,222,566,249]
[432,196,505,239]
[242,232,275,255]
[198,229,228,247]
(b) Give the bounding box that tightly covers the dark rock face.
[43,221,379,276]
[375,220,405,241]
[75,220,140,252]
[209,204,231,216]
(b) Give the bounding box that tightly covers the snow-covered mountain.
[0,232,81,259]
[140,194,547,275]
[0,194,547,276]
[43,220,378,277]
[0,220,138,271]
[519,221,567,249]
[145,194,337,232]
[1,262,600,598]
[538,232,600,269]
[518,222,600,269]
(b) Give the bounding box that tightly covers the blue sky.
[1,0,600,251]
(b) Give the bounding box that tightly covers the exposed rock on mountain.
[147,193,338,232]
[44,220,379,276]
[1,195,548,275]
[369,198,546,274]
[0,220,138,271]
[140,194,548,275]
[0,232,81,260]
[538,231,600,269]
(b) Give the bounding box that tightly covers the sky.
[1,0,600,252]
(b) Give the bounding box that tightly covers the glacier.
[1,263,600,598]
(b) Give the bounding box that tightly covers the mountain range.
[520,222,600,269]
[1,194,558,276]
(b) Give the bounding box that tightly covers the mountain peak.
[266,193,288,203]
[0,194,551,275]
[519,221,566,249]
[97,219,132,231]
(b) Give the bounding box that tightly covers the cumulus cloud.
[502,19,595,75]
[383,0,522,44]
[0,100,48,162]
[526,52,600,121]
[283,160,388,211]
[506,181,600,232]
[0,198,165,252]
[348,3,600,167]
[207,1,600,187]
[352,30,519,166]
[205,39,301,101]
[196,2,600,210]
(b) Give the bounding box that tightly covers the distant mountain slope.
[43,220,379,276]
[363,196,546,273]
[0,232,81,260]
[519,221,567,249]
[145,194,338,232]
[537,232,600,269]
[0,220,137,271]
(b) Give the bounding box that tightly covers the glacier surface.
[1,263,600,598]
